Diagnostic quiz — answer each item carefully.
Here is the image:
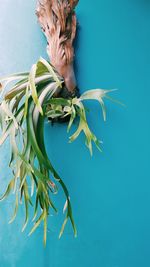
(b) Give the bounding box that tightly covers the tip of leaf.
[8,219,14,224]
[59,217,68,239]
[90,150,93,156]
[67,127,70,133]
[22,222,28,232]
[43,240,47,247]
[74,229,77,238]
[108,88,118,92]
[68,138,73,143]
[58,233,62,239]
[28,231,32,237]
[103,116,106,122]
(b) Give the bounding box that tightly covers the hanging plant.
[0,0,123,245]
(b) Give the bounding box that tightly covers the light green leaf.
[80,88,117,100]
[0,72,28,82]
[0,179,15,201]
[0,107,24,146]
[1,101,18,129]
[9,193,19,224]
[39,57,62,88]
[29,209,46,236]
[24,84,29,118]
[69,103,102,155]
[45,98,71,107]
[43,215,47,246]
[5,74,52,101]
[46,110,63,119]
[29,64,43,115]
[67,105,76,132]
[59,216,68,239]
[22,182,31,232]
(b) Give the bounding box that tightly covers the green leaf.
[28,209,46,236]
[80,89,122,121]
[9,193,19,224]
[22,182,32,232]
[46,110,63,119]
[32,82,58,128]
[80,88,117,100]
[67,105,76,132]
[39,57,62,88]
[0,179,15,201]
[29,64,43,115]
[12,91,25,113]
[1,101,18,129]
[9,127,19,167]
[0,107,24,146]
[43,215,47,246]
[0,72,28,82]
[0,57,81,244]
[59,216,68,239]
[24,84,29,118]
[45,98,71,107]
[32,194,39,222]
[69,103,102,155]
[36,60,50,76]
[98,98,106,121]
[5,74,52,101]
[68,204,77,238]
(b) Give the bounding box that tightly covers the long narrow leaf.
[29,64,43,115]
[0,179,15,201]
[39,57,62,88]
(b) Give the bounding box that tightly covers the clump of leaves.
[0,57,121,245]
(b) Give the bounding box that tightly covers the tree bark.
[36,0,79,97]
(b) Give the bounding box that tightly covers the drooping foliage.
[0,58,122,244]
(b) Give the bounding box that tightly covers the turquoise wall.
[0,0,150,266]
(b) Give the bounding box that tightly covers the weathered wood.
[36,0,78,96]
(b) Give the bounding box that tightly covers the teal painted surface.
[0,0,150,266]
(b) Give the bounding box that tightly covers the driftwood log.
[36,0,79,98]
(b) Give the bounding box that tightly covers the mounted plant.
[0,0,123,245]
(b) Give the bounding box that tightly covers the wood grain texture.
[36,0,78,95]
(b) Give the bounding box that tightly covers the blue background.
[0,0,150,266]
